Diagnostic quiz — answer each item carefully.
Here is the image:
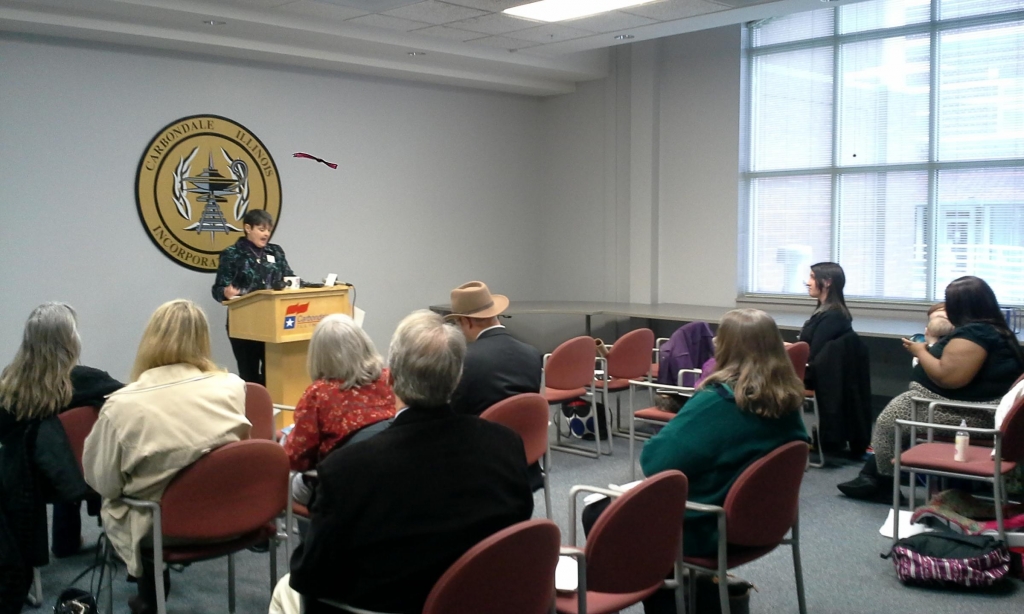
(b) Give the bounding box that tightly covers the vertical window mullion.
[926,0,940,301]
[831,14,842,263]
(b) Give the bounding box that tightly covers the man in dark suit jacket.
[281,310,534,614]
[446,281,542,417]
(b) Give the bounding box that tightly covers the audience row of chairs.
[52,380,810,614]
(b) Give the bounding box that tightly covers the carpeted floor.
[27,414,1022,613]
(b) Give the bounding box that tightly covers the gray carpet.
[27,418,1022,613]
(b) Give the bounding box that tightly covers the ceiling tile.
[383,1,487,25]
[507,23,594,44]
[620,0,725,21]
[411,24,487,41]
[277,1,369,21]
[563,10,658,33]
[450,12,538,35]
[346,13,430,31]
[468,35,539,50]
[199,0,296,8]
[442,0,531,10]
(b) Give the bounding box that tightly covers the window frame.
[741,2,1024,308]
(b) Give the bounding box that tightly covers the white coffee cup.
[284,276,301,290]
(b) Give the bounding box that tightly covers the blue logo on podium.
[284,316,296,329]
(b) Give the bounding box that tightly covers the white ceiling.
[0,0,853,95]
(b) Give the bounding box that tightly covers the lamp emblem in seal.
[135,115,282,272]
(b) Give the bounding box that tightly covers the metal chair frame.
[543,352,611,460]
[893,399,1019,544]
[562,483,686,614]
[626,376,699,481]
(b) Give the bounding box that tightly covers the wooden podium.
[224,286,352,426]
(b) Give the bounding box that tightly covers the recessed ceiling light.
[614,34,634,40]
[407,51,426,56]
[203,20,226,26]
[505,0,658,22]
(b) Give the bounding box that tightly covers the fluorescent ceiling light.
[505,0,658,22]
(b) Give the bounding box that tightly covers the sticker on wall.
[135,115,282,272]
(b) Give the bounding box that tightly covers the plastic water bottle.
[954,420,969,462]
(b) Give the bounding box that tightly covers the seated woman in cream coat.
[83,299,251,614]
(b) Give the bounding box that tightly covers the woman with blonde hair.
[640,309,810,558]
[83,299,251,614]
[0,303,92,613]
[284,315,395,502]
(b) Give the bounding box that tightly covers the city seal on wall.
[135,115,282,272]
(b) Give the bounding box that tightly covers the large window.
[745,0,1024,304]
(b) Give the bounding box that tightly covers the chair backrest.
[786,342,810,382]
[245,382,275,440]
[480,393,549,465]
[545,336,597,390]
[160,439,289,540]
[57,406,99,474]
[586,471,688,593]
[723,440,808,547]
[1000,394,1024,462]
[421,519,560,614]
[606,328,656,380]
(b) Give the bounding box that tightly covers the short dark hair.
[242,209,274,228]
[810,261,851,320]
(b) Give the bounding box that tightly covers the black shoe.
[247,540,270,553]
[837,475,880,500]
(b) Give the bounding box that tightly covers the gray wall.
[0,36,546,378]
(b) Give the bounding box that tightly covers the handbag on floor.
[884,532,1010,587]
[53,587,98,614]
[560,398,608,440]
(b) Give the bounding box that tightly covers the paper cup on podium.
[284,276,301,290]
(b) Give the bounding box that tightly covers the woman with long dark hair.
[798,262,853,362]
[839,276,1024,500]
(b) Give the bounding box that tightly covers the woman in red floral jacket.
[285,314,396,476]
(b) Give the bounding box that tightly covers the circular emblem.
[135,115,282,272]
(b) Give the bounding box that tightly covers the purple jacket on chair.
[657,322,715,388]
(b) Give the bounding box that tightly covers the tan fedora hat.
[446,281,509,320]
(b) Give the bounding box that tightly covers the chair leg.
[995,475,1006,543]
[718,565,731,614]
[28,567,42,607]
[543,453,553,520]
[791,520,807,614]
[687,568,696,614]
[893,422,903,545]
[270,536,279,592]
[629,385,637,481]
[228,552,236,613]
[807,396,825,468]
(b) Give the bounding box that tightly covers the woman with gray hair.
[0,303,92,613]
[284,314,396,474]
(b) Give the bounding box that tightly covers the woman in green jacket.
[641,308,809,557]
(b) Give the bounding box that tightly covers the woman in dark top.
[839,276,1024,500]
[798,261,853,364]
[0,303,92,613]
[211,209,294,385]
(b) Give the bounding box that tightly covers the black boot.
[837,456,890,500]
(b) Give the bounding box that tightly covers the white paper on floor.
[879,508,934,539]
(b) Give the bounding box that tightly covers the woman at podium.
[212,210,294,385]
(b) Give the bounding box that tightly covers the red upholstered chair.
[557,471,689,614]
[592,329,656,439]
[543,336,609,459]
[624,379,699,481]
[58,405,100,473]
[481,393,553,519]
[681,441,809,614]
[117,439,290,614]
[312,519,562,614]
[893,394,1024,544]
[245,382,276,441]
[784,342,822,468]
[421,519,561,614]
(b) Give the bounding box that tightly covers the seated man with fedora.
[446,281,543,418]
